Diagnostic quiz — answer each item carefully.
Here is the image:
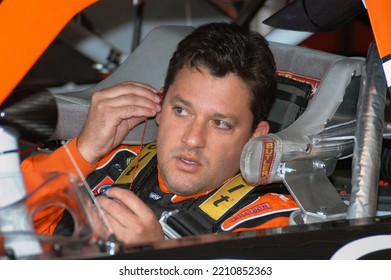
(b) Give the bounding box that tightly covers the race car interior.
[1,0,391,260]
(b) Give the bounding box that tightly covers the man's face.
[156,65,258,196]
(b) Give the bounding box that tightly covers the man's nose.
[181,120,207,149]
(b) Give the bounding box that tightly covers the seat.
[241,41,365,224]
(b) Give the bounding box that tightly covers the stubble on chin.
[159,145,213,195]
[161,167,209,196]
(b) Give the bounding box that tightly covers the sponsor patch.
[149,191,162,201]
[221,193,299,231]
[259,139,276,183]
[91,176,115,195]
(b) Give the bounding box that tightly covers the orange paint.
[365,0,391,59]
[0,0,97,105]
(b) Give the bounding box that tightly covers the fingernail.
[101,186,113,199]
[155,93,162,102]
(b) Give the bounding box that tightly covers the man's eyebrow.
[169,95,192,107]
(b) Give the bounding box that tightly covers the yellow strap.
[198,174,255,221]
[114,142,157,185]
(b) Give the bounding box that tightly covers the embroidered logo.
[91,176,114,195]
[221,193,299,231]
[149,192,162,201]
[259,139,276,183]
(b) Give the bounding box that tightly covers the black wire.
[131,1,144,52]
[380,141,391,181]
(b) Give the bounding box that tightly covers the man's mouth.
[174,154,202,172]
[180,157,198,165]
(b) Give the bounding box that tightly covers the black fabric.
[267,75,312,133]
[275,88,308,108]
[86,149,135,194]
[167,211,210,236]
[53,210,74,237]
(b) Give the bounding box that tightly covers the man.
[22,22,298,244]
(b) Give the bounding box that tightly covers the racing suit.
[21,138,298,237]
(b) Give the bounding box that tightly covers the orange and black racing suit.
[21,138,298,237]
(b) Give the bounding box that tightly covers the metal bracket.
[282,159,348,223]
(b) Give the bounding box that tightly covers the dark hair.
[163,22,276,130]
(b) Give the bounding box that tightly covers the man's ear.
[155,111,161,125]
[251,121,269,138]
[155,90,164,125]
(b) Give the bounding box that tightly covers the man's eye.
[213,120,231,130]
[174,107,188,116]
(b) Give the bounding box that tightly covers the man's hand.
[77,81,162,163]
[95,187,165,244]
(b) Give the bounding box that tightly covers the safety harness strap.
[114,143,258,235]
